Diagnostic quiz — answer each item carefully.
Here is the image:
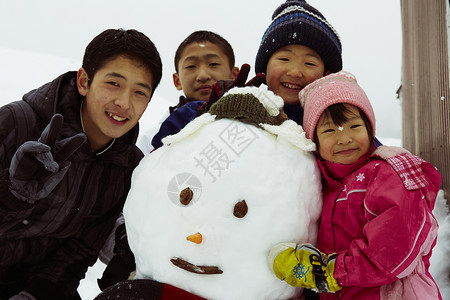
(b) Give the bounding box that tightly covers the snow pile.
[430,190,450,298]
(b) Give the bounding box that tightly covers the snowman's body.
[124,87,323,300]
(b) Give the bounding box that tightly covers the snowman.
[104,87,323,299]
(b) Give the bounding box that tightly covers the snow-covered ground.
[79,261,106,299]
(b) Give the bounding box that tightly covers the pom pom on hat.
[299,70,376,141]
[255,0,342,74]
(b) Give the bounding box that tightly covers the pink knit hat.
[299,70,376,141]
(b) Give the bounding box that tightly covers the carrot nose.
[186,232,203,244]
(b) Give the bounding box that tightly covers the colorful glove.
[268,243,341,293]
[8,114,86,203]
[198,64,266,114]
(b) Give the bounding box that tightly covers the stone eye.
[180,187,193,205]
[233,200,248,218]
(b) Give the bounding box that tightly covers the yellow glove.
[323,253,341,292]
[268,243,341,293]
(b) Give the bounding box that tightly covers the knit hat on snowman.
[163,86,316,152]
[299,70,376,142]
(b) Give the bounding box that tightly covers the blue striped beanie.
[255,0,342,74]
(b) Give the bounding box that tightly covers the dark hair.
[174,30,235,73]
[314,103,374,147]
[82,28,163,92]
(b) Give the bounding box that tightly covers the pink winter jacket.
[317,146,442,300]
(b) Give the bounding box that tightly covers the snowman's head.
[124,87,322,300]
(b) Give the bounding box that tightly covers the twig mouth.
[171,257,223,275]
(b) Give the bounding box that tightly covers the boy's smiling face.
[77,55,153,151]
[173,41,238,101]
[266,45,328,105]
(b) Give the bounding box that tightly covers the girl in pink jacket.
[268,71,442,299]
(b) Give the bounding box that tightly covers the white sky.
[0,0,403,139]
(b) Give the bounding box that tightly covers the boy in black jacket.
[137,30,239,153]
[0,28,162,300]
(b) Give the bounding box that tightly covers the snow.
[430,190,450,298]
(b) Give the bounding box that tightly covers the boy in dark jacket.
[138,30,239,153]
[0,28,162,300]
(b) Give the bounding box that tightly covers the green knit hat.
[208,87,287,127]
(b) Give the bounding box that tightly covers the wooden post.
[401,0,450,203]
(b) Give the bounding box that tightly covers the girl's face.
[316,104,371,165]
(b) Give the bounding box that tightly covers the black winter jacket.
[0,72,143,299]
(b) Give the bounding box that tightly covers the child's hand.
[268,243,341,293]
[198,64,266,115]
[208,64,266,102]
[8,114,86,203]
